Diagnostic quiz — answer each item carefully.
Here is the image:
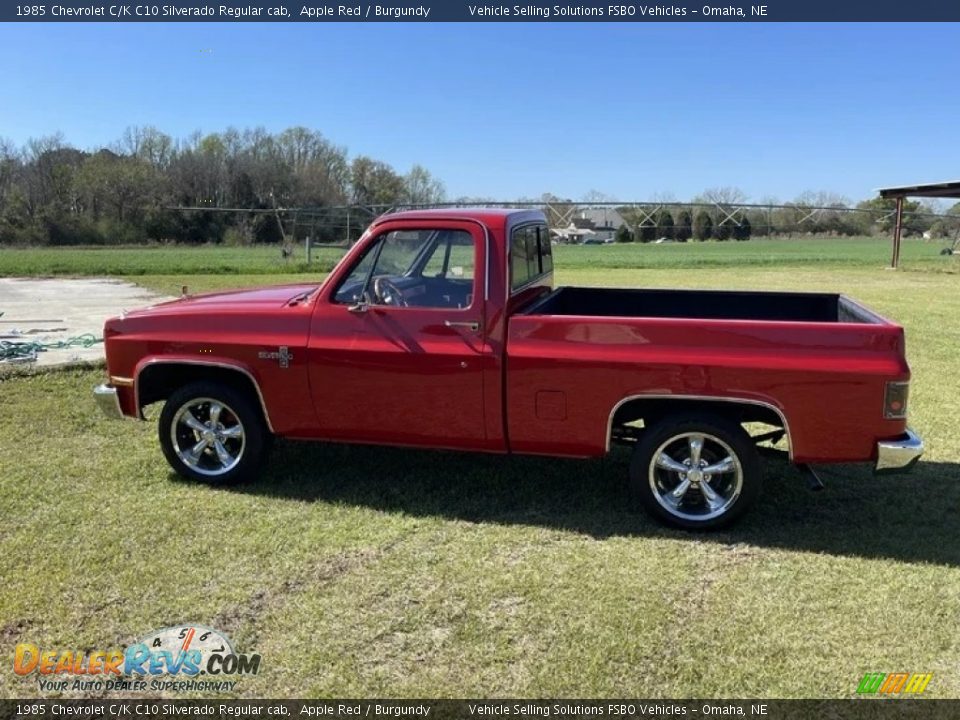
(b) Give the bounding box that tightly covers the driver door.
[307,220,492,450]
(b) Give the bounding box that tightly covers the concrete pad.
[0,278,171,368]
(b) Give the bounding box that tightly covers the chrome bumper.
[875,428,924,475]
[94,383,125,420]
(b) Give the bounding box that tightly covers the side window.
[422,230,475,280]
[422,240,448,278]
[371,230,429,275]
[524,226,538,277]
[511,228,531,290]
[333,241,379,304]
[334,229,476,309]
[538,225,553,273]
[511,224,553,290]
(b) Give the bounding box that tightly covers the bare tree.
[453,195,497,205]
[794,190,850,209]
[118,126,174,170]
[0,137,18,206]
[350,156,406,206]
[404,165,446,205]
[533,192,578,229]
[697,186,748,205]
[21,134,67,218]
[581,189,617,204]
[77,150,156,222]
[275,127,349,206]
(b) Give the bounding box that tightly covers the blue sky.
[0,23,957,202]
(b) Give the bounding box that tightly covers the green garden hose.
[0,333,103,363]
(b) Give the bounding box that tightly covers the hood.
[125,283,320,317]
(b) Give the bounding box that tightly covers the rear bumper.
[875,428,924,475]
[94,383,125,420]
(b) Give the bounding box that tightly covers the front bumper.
[875,428,924,475]
[94,383,125,420]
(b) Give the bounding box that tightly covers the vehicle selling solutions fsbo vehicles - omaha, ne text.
[95,209,923,529]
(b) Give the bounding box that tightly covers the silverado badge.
[258,346,292,368]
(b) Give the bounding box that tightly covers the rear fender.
[607,394,792,459]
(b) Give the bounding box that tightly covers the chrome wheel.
[648,431,743,522]
[170,397,245,477]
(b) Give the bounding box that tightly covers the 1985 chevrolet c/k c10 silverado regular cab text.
[95,209,924,529]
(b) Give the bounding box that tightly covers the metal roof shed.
[878,181,960,267]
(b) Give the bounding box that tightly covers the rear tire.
[158,381,267,485]
[629,414,761,530]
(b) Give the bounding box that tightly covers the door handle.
[444,320,481,332]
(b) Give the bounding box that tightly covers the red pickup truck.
[95,208,923,529]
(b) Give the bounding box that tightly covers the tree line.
[3,136,959,247]
[0,126,446,246]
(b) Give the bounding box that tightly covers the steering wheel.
[373,276,409,307]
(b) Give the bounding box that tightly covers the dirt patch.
[0,618,34,644]
[212,547,386,648]
[0,278,170,368]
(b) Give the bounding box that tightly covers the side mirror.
[347,287,376,313]
[347,301,369,314]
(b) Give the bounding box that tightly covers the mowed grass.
[557,235,952,270]
[0,244,349,277]
[1,257,960,698]
[0,235,955,278]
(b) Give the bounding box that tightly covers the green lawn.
[1,257,959,699]
[557,235,952,270]
[0,244,348,277]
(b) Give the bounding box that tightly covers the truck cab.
[304,209,540,452]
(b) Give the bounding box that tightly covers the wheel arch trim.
[606,393,792,460]
[134,357,275,433]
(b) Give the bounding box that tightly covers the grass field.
[1,247,959,699]
[0,236,956,278]
[0,244,348,277]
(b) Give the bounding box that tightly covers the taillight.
[884,381,909,420]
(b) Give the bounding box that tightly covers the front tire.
[629,414,761,530]
[158,381,267,485]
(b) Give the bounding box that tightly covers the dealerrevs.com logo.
[14,624,261,693]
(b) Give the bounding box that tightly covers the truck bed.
[506,285,906,462]
[520,287,887,324]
